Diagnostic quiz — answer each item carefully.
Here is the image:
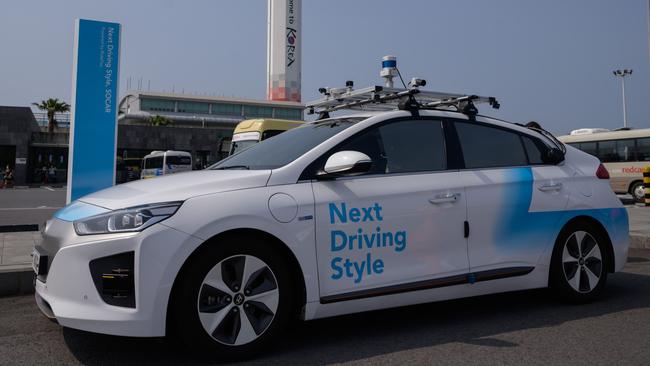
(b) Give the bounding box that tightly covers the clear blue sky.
[1,0,648,134]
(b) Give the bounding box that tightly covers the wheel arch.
[628,179,643,194]
[557,215,615,273]
[165,227,307,336]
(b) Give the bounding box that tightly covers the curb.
[1,185,65,189]
[0,266,34,297]
[0,224,40,233]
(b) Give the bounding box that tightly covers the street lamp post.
[613,69,633,128]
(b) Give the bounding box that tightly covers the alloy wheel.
[197,255,279,346]
[633,184,645,203]
[562,230,602,293]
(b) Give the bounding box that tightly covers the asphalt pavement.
[1,249,650,365]
[0,187,65,227]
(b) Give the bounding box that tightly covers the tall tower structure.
[267,0,301,102]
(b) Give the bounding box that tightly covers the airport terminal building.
[0,92,303,186]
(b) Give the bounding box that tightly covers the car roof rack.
[305,81,500,120]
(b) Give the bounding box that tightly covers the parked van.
[141,151,192,179]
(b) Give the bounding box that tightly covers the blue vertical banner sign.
[67,19,121,203]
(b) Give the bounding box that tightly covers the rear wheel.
[171,236,294,361]
[631,181,645,204]
[550,221,608,303]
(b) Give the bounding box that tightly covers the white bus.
[141,151,192,179]
[558,128,650,202]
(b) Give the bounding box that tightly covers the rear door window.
[522,135,548,165]
[454,122,527,169]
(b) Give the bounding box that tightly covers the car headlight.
[73,201,183,235]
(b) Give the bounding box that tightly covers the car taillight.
[596,164,610,179]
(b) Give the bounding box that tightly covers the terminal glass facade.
[243,105,273,118]
[177,101,209,114]
[212,103,242,116]
[140,98,175,112]
[139,97,302,120]
[274,108,302,120]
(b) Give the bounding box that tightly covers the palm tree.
[32,98,70,133]
[149,115,173,126]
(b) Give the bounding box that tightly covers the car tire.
[549,221,609,303]
[170,234,294,361]
[630,181,645,204]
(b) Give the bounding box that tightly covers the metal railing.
[31,131,70,145]
[33,112,71,128]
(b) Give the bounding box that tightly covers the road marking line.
[0,207,62,211]
[42,186,55,191]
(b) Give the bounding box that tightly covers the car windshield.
[211,117,365,170]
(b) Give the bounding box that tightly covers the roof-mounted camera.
[409,78,426,88]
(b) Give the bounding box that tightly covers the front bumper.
[34,289,56,321]
[34,218,201,337]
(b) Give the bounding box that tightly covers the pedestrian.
[41,165,48,184]
[126,166,136,182]
[3,165,14,188]
[48,165,57,184]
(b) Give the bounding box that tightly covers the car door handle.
[537,182,563,192]
[429,193,460,204]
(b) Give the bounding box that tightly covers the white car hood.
[79,170,271,210]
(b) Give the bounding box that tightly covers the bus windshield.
[211,118,364,170]
[230,140,259,156]
[144,156,163,169]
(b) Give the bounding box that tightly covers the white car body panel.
[312,171,468,297]
[163,183,320,304]
[305,267,550,320]
[34,109,629,337]
[80,170,271,209]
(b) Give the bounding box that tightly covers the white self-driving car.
[34,88,629,360]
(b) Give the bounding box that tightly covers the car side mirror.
[544,148,565,165]
[317,151,372,179]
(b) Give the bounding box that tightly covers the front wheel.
[549,222,609,303]
[170,237,294,361]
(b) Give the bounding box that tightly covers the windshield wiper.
[214,165,250,170]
